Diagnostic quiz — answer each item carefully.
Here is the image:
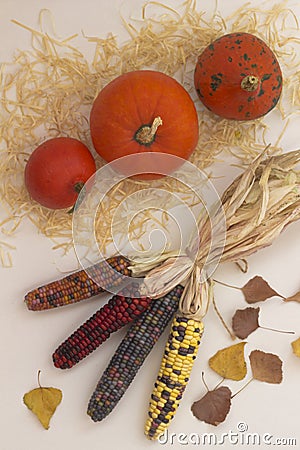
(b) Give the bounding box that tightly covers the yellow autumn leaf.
[23,372,62,429]
[209,342,247,381]
[291,337,300,357]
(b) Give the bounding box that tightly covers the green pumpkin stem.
[134,116,163,146]
[241,75,259,92]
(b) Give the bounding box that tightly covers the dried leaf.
[209,342,247,381]
[291,337,300,357]
[23,375,62,429]
[241,276,281,303]
[232,307,260,339]
[191,386,232,426]
[284,291,300,303]
[249,350,283,384]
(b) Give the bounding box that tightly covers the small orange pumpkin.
[90,70,199,177]
[194,32,283,120]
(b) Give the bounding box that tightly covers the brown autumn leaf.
[249,350,283,384]
[23,372,62,429]
[241,276,281,303]
[284,291,300,303]
[291,337,300,357]
[191,386,232,426]
[209,342,247,381]
[232,307,260,339]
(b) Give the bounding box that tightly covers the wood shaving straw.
[0,1,299,265]
[143,149,300,319]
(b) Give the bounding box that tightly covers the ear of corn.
[87,285,183,422]
[24,256,131,311]
[52,282,151,369]
[144,315,204,440]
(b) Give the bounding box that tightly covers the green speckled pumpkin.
[194,32,283,120]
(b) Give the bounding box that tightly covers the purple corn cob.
[87,284,183,422]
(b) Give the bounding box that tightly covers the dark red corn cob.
[24,256,131,311]
[52,282,152,369]
[87,284,183,422]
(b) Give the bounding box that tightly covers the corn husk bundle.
[138,149,300,439]
[140,148,300,317]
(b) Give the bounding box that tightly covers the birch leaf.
[291,337,300,357]
[232,307,260,339]
[232,307,294,338]
[209,342,247,381]
[191,386,232,426]
[241,276,281,303]
[249,350,283,384]
[23,372,62,429]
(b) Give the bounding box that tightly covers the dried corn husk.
[141,149,300,319]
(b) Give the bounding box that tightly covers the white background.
[1,1,300,450]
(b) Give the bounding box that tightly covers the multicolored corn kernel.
[87,285,184,422]
[24,256,131,311]
[144,316,204,440]
[52,282,151,369]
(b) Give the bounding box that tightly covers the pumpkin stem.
[241,75,259,92]
[74,181,85,194]
[68,182,85,214]
[134,116,163,146]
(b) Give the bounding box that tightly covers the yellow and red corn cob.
[52,282,151,369]
[24,256,131,311]
[87,285,183,422]
[144,315,204,440]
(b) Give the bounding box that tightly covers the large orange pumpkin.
[90,70,199,177]
[194,32,282,120]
